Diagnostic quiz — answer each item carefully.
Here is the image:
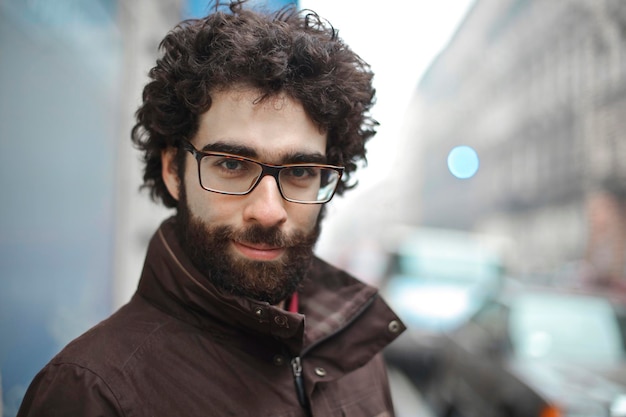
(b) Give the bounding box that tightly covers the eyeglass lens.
[198,155,339,203]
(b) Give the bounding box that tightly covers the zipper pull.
[291,356,309,410]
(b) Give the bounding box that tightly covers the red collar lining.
[287,292,299,313]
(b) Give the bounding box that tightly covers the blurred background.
[2,0,626,416]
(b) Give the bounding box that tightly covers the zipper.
[291,356,309,411]
[289,294,378,414]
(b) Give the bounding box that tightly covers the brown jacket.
[18,218,405,416]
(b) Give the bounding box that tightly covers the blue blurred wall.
[0,1,120,415]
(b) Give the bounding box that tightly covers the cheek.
[184,180,251,226]
[182,169,221,221]
[289,205,322,231]
[185,191,232,224]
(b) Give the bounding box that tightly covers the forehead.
[193,88,327,162]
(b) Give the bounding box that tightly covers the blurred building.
[401,0,626,283]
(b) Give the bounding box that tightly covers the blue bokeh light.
[447,145,480,179]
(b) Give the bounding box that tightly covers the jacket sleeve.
[17,363,123,417]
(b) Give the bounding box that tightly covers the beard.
[174,189,321,305]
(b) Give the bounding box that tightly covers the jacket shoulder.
[51,295,174,377]
[17,361,124,417]
[18,296,175,416]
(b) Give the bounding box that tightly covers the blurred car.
[418,285,626,417]
[382,227,508,388]
[382,227,508,332]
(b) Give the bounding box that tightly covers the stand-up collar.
[136,217,405,362]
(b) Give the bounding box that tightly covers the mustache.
[213,224,319,249]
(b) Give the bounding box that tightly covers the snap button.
[274,315,288,327]
[314,367,327,377]
[272,355,286,366]
[388,320,401,334]
[254,308,264,318]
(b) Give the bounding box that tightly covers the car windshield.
[509,293,625,364]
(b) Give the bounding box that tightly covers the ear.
[161,147,180,201]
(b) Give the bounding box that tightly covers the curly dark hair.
[131,0,378,208]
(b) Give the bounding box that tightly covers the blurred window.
[509,293,624,363]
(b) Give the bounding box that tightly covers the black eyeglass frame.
[178,139,344,204]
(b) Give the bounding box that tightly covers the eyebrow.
[200,141,329,165]
[201,142,257,158]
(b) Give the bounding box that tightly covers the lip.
[232,241,286,261]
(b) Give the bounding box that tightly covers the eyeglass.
[179,139,344,204]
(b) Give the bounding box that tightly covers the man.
[18,1,405,416]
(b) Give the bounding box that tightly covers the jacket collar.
[136,217,405,362]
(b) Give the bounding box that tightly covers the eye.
[202,155,255,179]
[284,167,318,179]
[219,158,245,171]
[289,167,311,178]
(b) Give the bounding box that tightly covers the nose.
[242,175,288,228]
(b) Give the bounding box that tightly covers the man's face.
[162,88,327,305]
